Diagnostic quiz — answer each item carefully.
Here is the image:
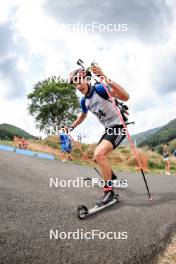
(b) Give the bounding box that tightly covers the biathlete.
[69,64,129,205]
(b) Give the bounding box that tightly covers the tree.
[27,76,79,133]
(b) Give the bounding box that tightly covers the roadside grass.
[157,235,176,264]
[0,140,15,147]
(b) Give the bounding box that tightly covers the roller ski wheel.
[77,205,89,219]
[76,193,119,219]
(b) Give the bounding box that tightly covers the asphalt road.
[0,150,176,264]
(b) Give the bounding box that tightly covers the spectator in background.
[58,126,72,162]
[77,132,82,143]
[163,144,171,175]
[64,127,72,161]
[58,126,68,162]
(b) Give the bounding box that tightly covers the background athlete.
[70,65,129,205]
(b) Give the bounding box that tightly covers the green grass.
[148,160,165,170]
[0,140,15,147]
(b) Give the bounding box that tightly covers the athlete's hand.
[69,127,74,132]
[91,65,105,78]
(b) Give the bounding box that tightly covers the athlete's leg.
[93,140,116,206]
[93,139,113,181]
[94,126,126,181]
[94,126,126,205]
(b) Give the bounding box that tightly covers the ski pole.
[68,131,103,177]
[100,82,152,200]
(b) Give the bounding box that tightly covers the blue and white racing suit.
[80,83,126,149]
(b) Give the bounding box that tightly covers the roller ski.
[77,190,120,219]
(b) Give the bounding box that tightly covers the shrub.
[43,135,59,149]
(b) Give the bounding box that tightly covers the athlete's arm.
[106,78,129,101]
[92,65,129,101]
[71,112,87,128]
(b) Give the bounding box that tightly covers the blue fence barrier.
[0,144,15,152]
[15,148,37,156]
[37,152,55,160]
[0,144,55,160]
